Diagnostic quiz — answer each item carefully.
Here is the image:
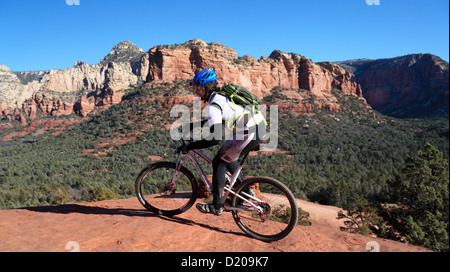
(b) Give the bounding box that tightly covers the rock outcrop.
[1,41,144,123]
[20,88,124,120]
[0,64,35,109]
[1,39,365,124]
[73,96,95,117]
[336,54,449,118]
[138,40,364,101]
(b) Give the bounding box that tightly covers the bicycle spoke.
[232,177,298,241]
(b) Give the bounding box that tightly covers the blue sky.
[0,0,448,71]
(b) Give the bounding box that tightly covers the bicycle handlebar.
[176,139,193,155]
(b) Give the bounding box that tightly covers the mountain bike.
[135,140,298,242]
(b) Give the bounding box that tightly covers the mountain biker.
[179,68,266,216]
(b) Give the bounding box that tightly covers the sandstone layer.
[337,54,449,118]
[1,39,365,124]
[139,40,363,100]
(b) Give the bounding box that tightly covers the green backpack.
[214,83,262,114]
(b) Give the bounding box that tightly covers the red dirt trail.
[0,197,430,252]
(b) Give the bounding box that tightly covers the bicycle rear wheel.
[231,176,298,242]
[135,161,197,216]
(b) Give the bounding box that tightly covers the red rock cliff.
[2,39,366,124]
[138,39,364,102]
[340,54,449,118]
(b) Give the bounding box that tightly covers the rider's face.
[194,85,206,99]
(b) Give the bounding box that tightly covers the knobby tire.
[135,161,198,216]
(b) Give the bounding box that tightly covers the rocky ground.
[0,197,430,252]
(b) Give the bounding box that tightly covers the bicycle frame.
[174,149,264,213]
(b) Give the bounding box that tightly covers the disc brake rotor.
[258,202,271,221]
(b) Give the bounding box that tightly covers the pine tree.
[337,195,383,236]
[389,143,449,252]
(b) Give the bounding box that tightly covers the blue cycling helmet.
[191,68,217,86]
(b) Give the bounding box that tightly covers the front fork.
[164,153,186,195]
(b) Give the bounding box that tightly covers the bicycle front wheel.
[231,176,298,242]
[135,161,198,216]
